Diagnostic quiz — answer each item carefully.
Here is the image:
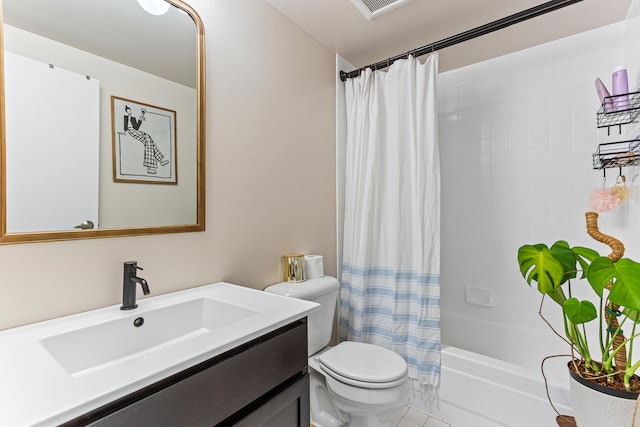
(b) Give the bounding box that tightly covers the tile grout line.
[395,405,455,427]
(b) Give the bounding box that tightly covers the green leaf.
[548,286,568,306]
[517,244,566,294]
[550,241,578,283]
[622,307,640,323]
[563,298,597,324]
[586,257,616,297]
[573,246,600,279]
[608,259,640,312]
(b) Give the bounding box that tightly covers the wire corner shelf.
[592,139,640,170]
[596,90,640,129]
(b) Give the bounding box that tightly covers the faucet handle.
[124,261,144,272]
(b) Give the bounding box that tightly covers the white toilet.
[265,276,410,427]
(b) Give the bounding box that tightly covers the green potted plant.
[517,212,640,427]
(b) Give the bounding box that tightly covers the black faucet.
[121,261,150,310]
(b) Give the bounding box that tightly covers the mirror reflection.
[1,0,204,239]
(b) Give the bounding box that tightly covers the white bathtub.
[409,346,573,427]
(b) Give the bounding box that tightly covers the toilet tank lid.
[265,276,339,300]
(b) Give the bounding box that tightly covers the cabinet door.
[231,374,310,427]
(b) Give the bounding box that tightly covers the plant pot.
[568,363,640,427]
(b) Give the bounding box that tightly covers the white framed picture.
[111,96,177,184]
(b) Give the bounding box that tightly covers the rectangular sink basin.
[40,297,258,376]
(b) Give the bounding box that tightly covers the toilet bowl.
[315,341,410,427]
[265,276,410,427]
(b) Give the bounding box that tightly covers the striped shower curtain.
[339,54,441,393]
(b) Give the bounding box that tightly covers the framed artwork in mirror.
[111,96,177,184]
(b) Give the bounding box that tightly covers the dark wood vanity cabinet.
[63,319,310,427]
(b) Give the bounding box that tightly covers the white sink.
[40,297,258,376]
[0,282,319,427]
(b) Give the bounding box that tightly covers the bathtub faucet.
[120,261,150,310]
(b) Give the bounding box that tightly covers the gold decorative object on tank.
[283,254,305,282]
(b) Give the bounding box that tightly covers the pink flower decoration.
[589,188,620,212]
[589,180,629,213]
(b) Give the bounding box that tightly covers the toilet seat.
[319,341,408,389]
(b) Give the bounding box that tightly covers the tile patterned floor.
[394,406,455,427]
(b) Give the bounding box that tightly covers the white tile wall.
[439,16,640,383]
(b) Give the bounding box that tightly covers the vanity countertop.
[0,282,318,427]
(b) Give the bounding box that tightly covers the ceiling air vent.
[350,0,415,20]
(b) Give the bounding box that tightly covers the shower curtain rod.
[339,0,583,82]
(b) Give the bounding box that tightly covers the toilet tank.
[265,276,339,356]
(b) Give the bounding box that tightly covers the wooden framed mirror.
[0,0,205,244]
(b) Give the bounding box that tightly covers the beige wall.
[0,0,337,330]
